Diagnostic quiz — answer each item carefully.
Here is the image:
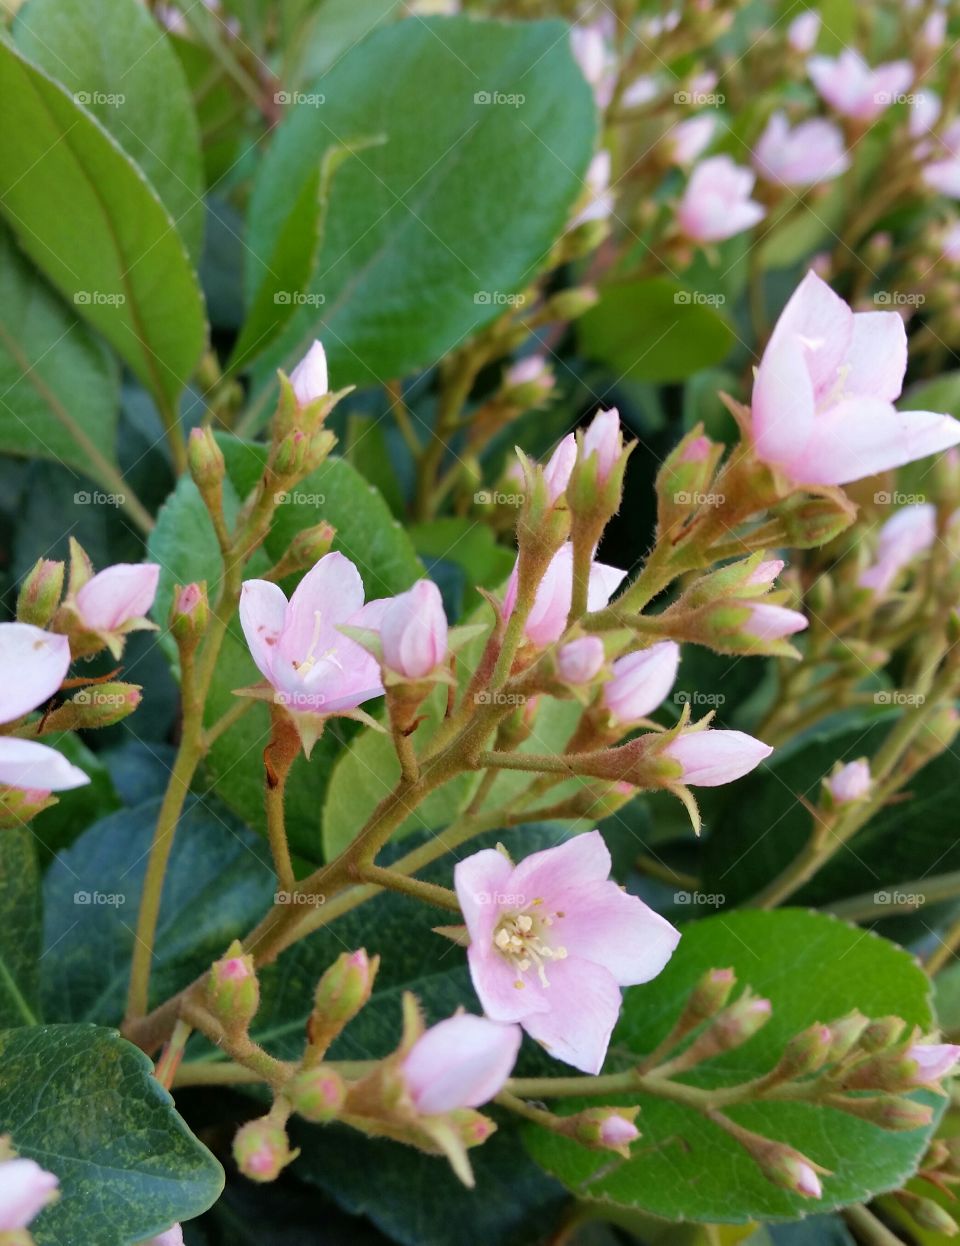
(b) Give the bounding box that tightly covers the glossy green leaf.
[579,278,735,384]
[0,41,206,411]
[14,0,205,261]
[524,909,938,1223]
[0,1023,223,1245]
[0,830,41,1027]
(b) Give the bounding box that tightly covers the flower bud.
[0,787,57,830]
[722,1120,827,1199]
[661,729,773,787]
[827,1094,934,1130]
[825,1010,870,1060]
[16,558,64,628]
[285,1066,346,1123]
[289,340,329,406]
[860,1016,906,1053]
[771,1024,833,1081]
[187,426,226,491]
[502,356,554,408]
[602,642,680,723]
[206,940,259,1032]
[684,967,737,1025]
[268,523,336,580]
[580,408,623,486]
[906,1195,959,1236]
[905,1042,960,1084]
[566,1107,640,1156]
[567,408,631,530]
[380,581,448,680]
[64,682,142,729]
[905,706,960,770]
[556,636,604,684]
[274,429,310,477]
[543,286,599,320]
[169,583,209,649]
[824,759,871,807]
[232,1118,296,1183]
[308,949,378,1052]
[542,435,577,504]
[655,425,724,539]
[773,493,856,549]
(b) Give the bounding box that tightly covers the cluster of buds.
[891,1136,960,1237]
[267,341,340,483]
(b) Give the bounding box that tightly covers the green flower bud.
[17,558,65,628]
[308,949,378,1052]
[66,682,142,728]
[187,426,226,490]
[232,1118,296,1183]
[169,583,209,649]
[206,940,259,1032]
[285,1065,345,1123]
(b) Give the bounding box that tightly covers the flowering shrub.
[5,0,960,1244]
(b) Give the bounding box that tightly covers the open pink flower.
[677,155,765,243]
[663,730,772,786]
[752,112,849,187]
[750,271,960,485]
[808,50,912,122]
[569,24,617,109]
[603,641,680,722]
[0,1157,59,1231]
[455,831,680,1073]
[859,503,936,595]
[75,563,159,633]
[239,553,386,719]
[402,1014,521,1114]
[289,340,329,405]
[905,1042,960,1084]
[0,623,88,792]
[502,544,626,647]
[379,580,448,679]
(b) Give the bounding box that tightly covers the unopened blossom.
[744,603,809,642]
[807,50,912,122]
[401,1014,522,1114]
[573,150,614,226]
[0,1157,59,1230]
[505,356,554,406]
[794,1164,823,1198]
[750,271,960,486]
[921,8,947,48]
[747,558,785,588]
[137,1228,184,1246]
[787,9,820,53]
[859,503,937,595]
[239,552,387,721]
[600,1115,639,1147]
[289,339,329,405]
[557,636,605,684]
[677,155,765,243]
[379,580,448,679]
[0,623,88,792]
[662,115,715,166]
[826,758,871,804]
[603,642,680,723]
[663,730,772,786]
[502,544,626,647]
[923,120,960,198]
[455,831,680,1073]
[910,89,941,138]
[581,408,623,484]
[75,563,159,634]
[542,435,577,502]
[620,74,659,109]
[752,112,849,187]
[905,1042,960,1084]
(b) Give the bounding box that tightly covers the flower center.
[493,902,567,990]
[294,611,343,677]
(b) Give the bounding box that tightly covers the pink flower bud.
[380,580,448,679]
[599,1114,640,1147]
[859,504,936,596]
[808,50,913,122]
[681,435,713,462]
[677,155,765,243]
[581,408,623,484]
[747,559,785,587]
[138,1227,184,1246]
[17,558,64,628]
[662,115,715,167]
[663,730,772,786]
[0,1157,59,1230]
[233,1119,294,1183]
[187,426,225,488]
[401,1015,522,1115]
[207,941,259,1030]
[753,112,849,188]
[603,642,680,722]
[502,544,626,647]
[285,1065,346,1123]
[826,759,871,804]
[557,636,605,684]
[744,603,809,642]
[787,9,820,52]
[289,339,329,405]
[905,1042,960,1084]
[505,356,554,406]
[794,1163,823,1199]
[541,435,577,503]
[75,563,160,633]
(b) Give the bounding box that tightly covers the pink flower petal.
[548,880,680,986]
[842,312,907,403]
[403,1014,521,1114]
[0,738,89,791]
[279,552,366,666]
[520,955,623,1073]
[0,1157,59,1231]
[665,730,772,786]
[455,849,514,948]
[239,580,288,682]
[507,829,613,903]
[75,563,160,632]
[0,622,71,725]
[752,334,817,470]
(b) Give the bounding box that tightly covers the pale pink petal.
[380,580,448,678]
[549,880,680,985]
[603,642,680,721]
[279,552,365,665]
[557,636,605,684]
[239,580,288,683]
[403,1015,521,1114]
[582,408,622,483]
[289,340,328,404]
[587,558,628,611]
[0,622,71,724]
[507,830,613,904]
[454,849,514,948]
[0,1158,59,1231]
[543,435,577,502]
[75,563,160,632]
[520,955,622,1073]
[0,738,89,791]
[745,604,809,641]
[752,334,817,468]
[138,1228,184,1246]
[842,312,907,402]
[466,941,549,1023]
[766,270,852,400]
[665,730,772,786]
[793,400,960,485]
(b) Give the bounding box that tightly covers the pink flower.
[921,8,947,48]
[581,408,623,484]
[542,435,578,502]
[826,758,871,803]
[787,10,820,53]
[379,580,448,679]
[905,1043,960,1084]
[289,339,329,404]
[401,1014,521,1114]
[603,642,680,722]
[923,120,960,198]
[744,603,809,642]
[454,831,681,1073]
[910,89,941,137]
[0,623,88,792]
[239,552,386,719]
[557,636,605,684]
[569,24,617,108]
[752,112,849,187]
[137,1228,184,1246]
[807,50,912,122]
[0,1157,59,1231]
[750,271,960,485]
[748,558,785,587]
[600,1115,640,1147]
[795,1164,823,1199]
[663,730,772,786]
[75,563,159,633]
[859,503,937,595]
[677,155,765,243]
[663,115,715,166]
[502,544,626,647]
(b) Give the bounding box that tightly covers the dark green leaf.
[0,830,41,1027]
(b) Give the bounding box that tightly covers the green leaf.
[523,910,938,1223]
[0,41,207,411]
[410,517,516,613]
[243,16,595,403]
[579,278,735,384]
[0,830,41,1027]
[14,0,205,261]
[283,0,401,85]
[30,732,121,866]
[41,797,274,1022]
[0,222,121,479]
[0,1023,223,1245]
